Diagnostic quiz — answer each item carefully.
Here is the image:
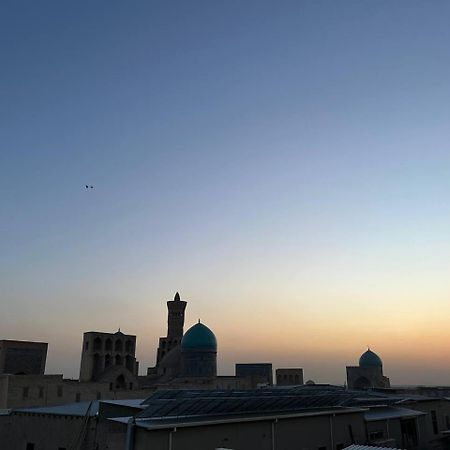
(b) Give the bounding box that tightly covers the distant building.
[276,368,304,386]
[155,292,186,368]
[0,340,47,375]
[346,348,390,390]
[0,373,154,409]
[180,321,217,377]
[79,330,139,390]
[148,292,186,380]
[235,363,273,385]
[143,293,263,389]
[0,291,274,411]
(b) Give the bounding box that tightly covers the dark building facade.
[0,340,48,375]
[79,330,139,389]
[236,363,273,385]
[276,368,304,386]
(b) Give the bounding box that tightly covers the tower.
[156,292,187,365]
[79,330,139,389]
[167,292,187,339]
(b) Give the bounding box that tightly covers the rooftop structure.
[0,340,48,375]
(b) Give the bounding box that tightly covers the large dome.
[181,322,217,353]
[359,349,382,368]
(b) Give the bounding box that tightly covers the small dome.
[181,322,217,353]
[359,349,382,368]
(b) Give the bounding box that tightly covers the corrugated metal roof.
[14,385,431,425]
[15,401,99,417]
[344,445,404,450]
[142,385,379,404]
[14,399,147,417]
[132,385,440,428]
[99,399,146,409]
[110,406,366,430]
[364,406,426,422]
[136,386,381,424]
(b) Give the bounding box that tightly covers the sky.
[2,0,450,385]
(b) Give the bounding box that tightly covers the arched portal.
[115,374,126,390]
[354,376,371,390]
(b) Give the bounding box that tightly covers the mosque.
[140,292,269,389]
[80,291,391,391]
[144,292,392,390]
[144,292,217,381]
[346,348,390,389]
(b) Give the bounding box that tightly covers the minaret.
[167,292,187,338]
[156,292,187,366]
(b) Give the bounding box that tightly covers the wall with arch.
[79,331,138,386]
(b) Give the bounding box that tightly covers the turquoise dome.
[181,322,217,353]
[359,349,382,368]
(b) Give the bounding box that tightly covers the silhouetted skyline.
[2,1,450,384]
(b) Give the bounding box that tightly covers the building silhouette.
[236,363,273,386]
[79,330,139,390]
[0,340,47,375]
[156,292,186,366]
[276,368,304,386]
[346,348,390,390]
[180,321,217,377]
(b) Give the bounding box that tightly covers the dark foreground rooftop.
[127,385,400,428]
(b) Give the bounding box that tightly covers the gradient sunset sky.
[2,1,450,385]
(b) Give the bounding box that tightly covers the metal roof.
[14,399,146,417]
[110,406,366,430]
[141,385,376,404]
[99,399,146,409]
[344,445,404,450]
[15,401,99,417]
[133,384,443,428]
[364,406,426,422]
[135,385,386,426]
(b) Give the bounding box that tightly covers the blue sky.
[2,1,450,383]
